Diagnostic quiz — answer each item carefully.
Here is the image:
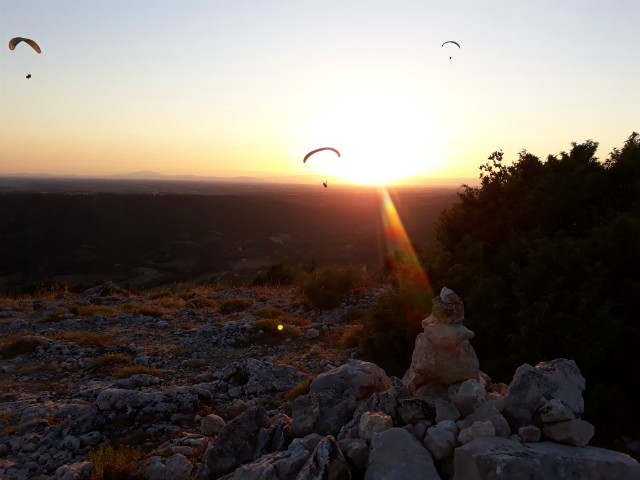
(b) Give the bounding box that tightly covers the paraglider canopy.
[441,40,460,59]
[9,37,41,54]
[303,147,340,163]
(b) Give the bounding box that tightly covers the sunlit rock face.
[403,287,480,392]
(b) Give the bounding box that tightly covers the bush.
[253,263,297,286]
[300,266,359,310]
[358,287,430,378]
[219,297,254,314]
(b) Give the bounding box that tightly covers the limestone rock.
[454,436,640,480]
[518,425,541,443]
[449,379,487,416]
[365,428,440,480]
[195,406,270,479]
[200,413,226,436]
[424,421,458,461]
[310,360,391,402]
[229,436,316,480]
[503,359,585,429]
[458,420,496,445]
[542,418,595,447]
[358,412,393,442]
[296,435,351,480]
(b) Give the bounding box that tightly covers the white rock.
[458,420,496,445]
[358,411,393,442]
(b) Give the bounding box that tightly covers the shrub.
[300,266,359,310]
[186,296,217,309]
[336,324,365,349]
[219,297,254,314]
[253,263,297,286]
[88,444,143,480]
[254,318,281,333]
[358,288,429,377]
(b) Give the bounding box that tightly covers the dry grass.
[67,305,118,317]
[51,331,116,347]
[149,296,186,310]
[41,308,70,323]
[0,333,41,358]
[335,324,365,349]
[278,315,312,327]
[120,303,165,318]
[93,353,131,367]
[88,444,143,480]
[284,378,311,402]
[185,296,218,310]
[252,306,284,319]
[0,410,15,422]
[111,365,163,379]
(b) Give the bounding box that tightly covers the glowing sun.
[303,87,440,185]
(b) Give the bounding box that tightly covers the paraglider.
[441,40,460,59]
[322,180,328,188]
[9,37,41,79]
[303,147,340,163]
[9,37,41,54]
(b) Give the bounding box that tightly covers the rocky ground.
[0,281,384,479]
[2,282,640,480]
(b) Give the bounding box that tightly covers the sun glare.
[303,87,440,185]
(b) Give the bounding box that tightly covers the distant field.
[0,180,460,291]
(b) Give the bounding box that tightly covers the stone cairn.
[192,287,639,479]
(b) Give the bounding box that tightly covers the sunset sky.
[1,0,638,185]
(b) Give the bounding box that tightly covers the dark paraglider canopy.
[9,37,42,54]
[303,147,341,163]
[441,40,460,49]
[441,40,460,59]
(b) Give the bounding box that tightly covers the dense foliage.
[424,133,640,444]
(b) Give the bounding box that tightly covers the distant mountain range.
[0,170,477,188]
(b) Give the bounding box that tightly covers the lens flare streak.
[379,187,430,289]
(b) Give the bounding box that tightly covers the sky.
[0,0,638,185]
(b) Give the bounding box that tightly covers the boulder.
[454,436,640,480]
[292,361,391,437]
[542,418,595,447]
[503,359,585,429]
[358,412,393,442]
[296,435,351,480]
[195,406,271,479]
[310,360,391,401]
[229,436,318,480]
[364,428,440,480]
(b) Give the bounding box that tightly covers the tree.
[424,133,640,446]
